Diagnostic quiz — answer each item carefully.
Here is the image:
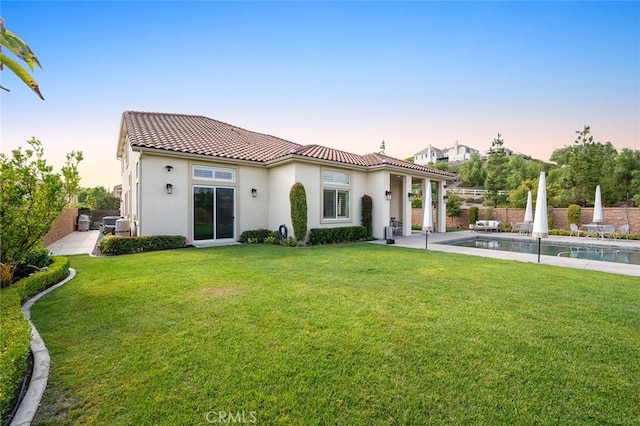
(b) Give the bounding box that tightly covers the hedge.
[98,235,188,256]
[308,226,371,245]
[238,229,279,244]
[0,256,70,420]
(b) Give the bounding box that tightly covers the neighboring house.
[116,111,455,245]
[414,141,480,165]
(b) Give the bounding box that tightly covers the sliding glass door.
[193,186,235,241]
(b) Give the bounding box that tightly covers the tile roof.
[121,111,454,178]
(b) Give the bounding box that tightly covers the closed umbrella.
[531,172,548,263]
[524,191,533,223]
[523,190,533,234]
[423,181,433,249]
[593,185,603,224]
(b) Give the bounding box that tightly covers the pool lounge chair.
[615,224,630,240]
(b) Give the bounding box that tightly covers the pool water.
[444,237,640,265]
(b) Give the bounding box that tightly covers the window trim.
[321,169,352,222]
[192,165,236,182]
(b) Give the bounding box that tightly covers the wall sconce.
[443,194,448,201]
[166,183,173,194]
[385,190,392,201]
[408,192,414,201]
[251,188,257,198]
[165,165,173,172]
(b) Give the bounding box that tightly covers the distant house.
[414,141,479,165]
[116,111,455,245]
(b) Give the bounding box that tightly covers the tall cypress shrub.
[567,204,581,225]
[289,182,308,242]
[361,194,373,237]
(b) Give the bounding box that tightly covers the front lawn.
[31,244,639,425]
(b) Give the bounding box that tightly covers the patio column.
[403,175,412,236]
[437,181,447,233]
[422,178,431,231]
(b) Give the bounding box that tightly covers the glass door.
[193,186,235,241]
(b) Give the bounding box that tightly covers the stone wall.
[412,206,640,234]
[42,207,78,246]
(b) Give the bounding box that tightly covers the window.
[323,189,350,220]
[323,170,350,185]
[193,166,235,182]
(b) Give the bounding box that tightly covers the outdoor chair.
[569,223,581,237]
[615,224,630,240]
[602,224,616,238]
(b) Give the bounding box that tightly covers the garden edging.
[10,268,76,426]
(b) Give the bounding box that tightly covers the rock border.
[10,268,76,426]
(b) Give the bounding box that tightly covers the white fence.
[449,188,508,197]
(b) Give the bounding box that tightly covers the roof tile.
[123,111,454,178]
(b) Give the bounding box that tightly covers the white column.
[437,181,447,232]
[403,175,412,236]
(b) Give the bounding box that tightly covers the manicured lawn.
[31,244,639,425]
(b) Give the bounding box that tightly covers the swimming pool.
[443,237,640,265]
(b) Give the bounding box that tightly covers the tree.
[484,133,508,207]
[550,126,619,206]
[612,148,640,204]
[0,138,82,284]
[77,186,120,210]
[445,191,462,218]
[0,17,44,99]
[429,161,450,172]
[457,153,485,186]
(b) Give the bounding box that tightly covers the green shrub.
[98,235,188,256]
[239,229,278,244]
[289,182,308,242]
[263,235,279,245]
[484,207,495,220]
[547,206,555,230]
[12,246,52,283]
[308,226,370,245]
[0,256,69,418]
[469,206,479,224]
[567,204,582,226]
[361,195,373,237]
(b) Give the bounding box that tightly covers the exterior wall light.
[408,192,414,201]
[165,165,173,172]
[251,188,257,198]
[385,190,392,201]
[166,183,173,194]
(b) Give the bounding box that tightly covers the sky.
[1,1,639,188]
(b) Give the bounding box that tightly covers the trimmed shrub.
[361,195,373,238]
[239,229,278,244]
[98,235,188,256]
[484,207,495,220]
[0,256,69,419]
[567,204,582,226]
[308,226,370,245]
[469,206,479,224]
[289,182,308,242]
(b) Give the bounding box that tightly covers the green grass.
[31,244,639,425]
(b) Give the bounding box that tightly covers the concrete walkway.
[47,230,100,256]
[372,230,640,277]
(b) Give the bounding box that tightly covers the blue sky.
[1,1,638,188]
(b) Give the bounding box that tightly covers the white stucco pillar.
[437,181,447,233]
[403,175,412,236]
[422,178,431,231]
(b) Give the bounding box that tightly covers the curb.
[10,268,76,426]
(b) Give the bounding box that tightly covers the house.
[414,141,480,165]
[116,111,455,245]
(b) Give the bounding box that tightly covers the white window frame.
[192,166,236,182]
[322,169,351,221]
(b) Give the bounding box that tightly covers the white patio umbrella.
[593,185,603,224]
[524,190,533,223]
[531,172,549,263]
[422,181,433,249]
